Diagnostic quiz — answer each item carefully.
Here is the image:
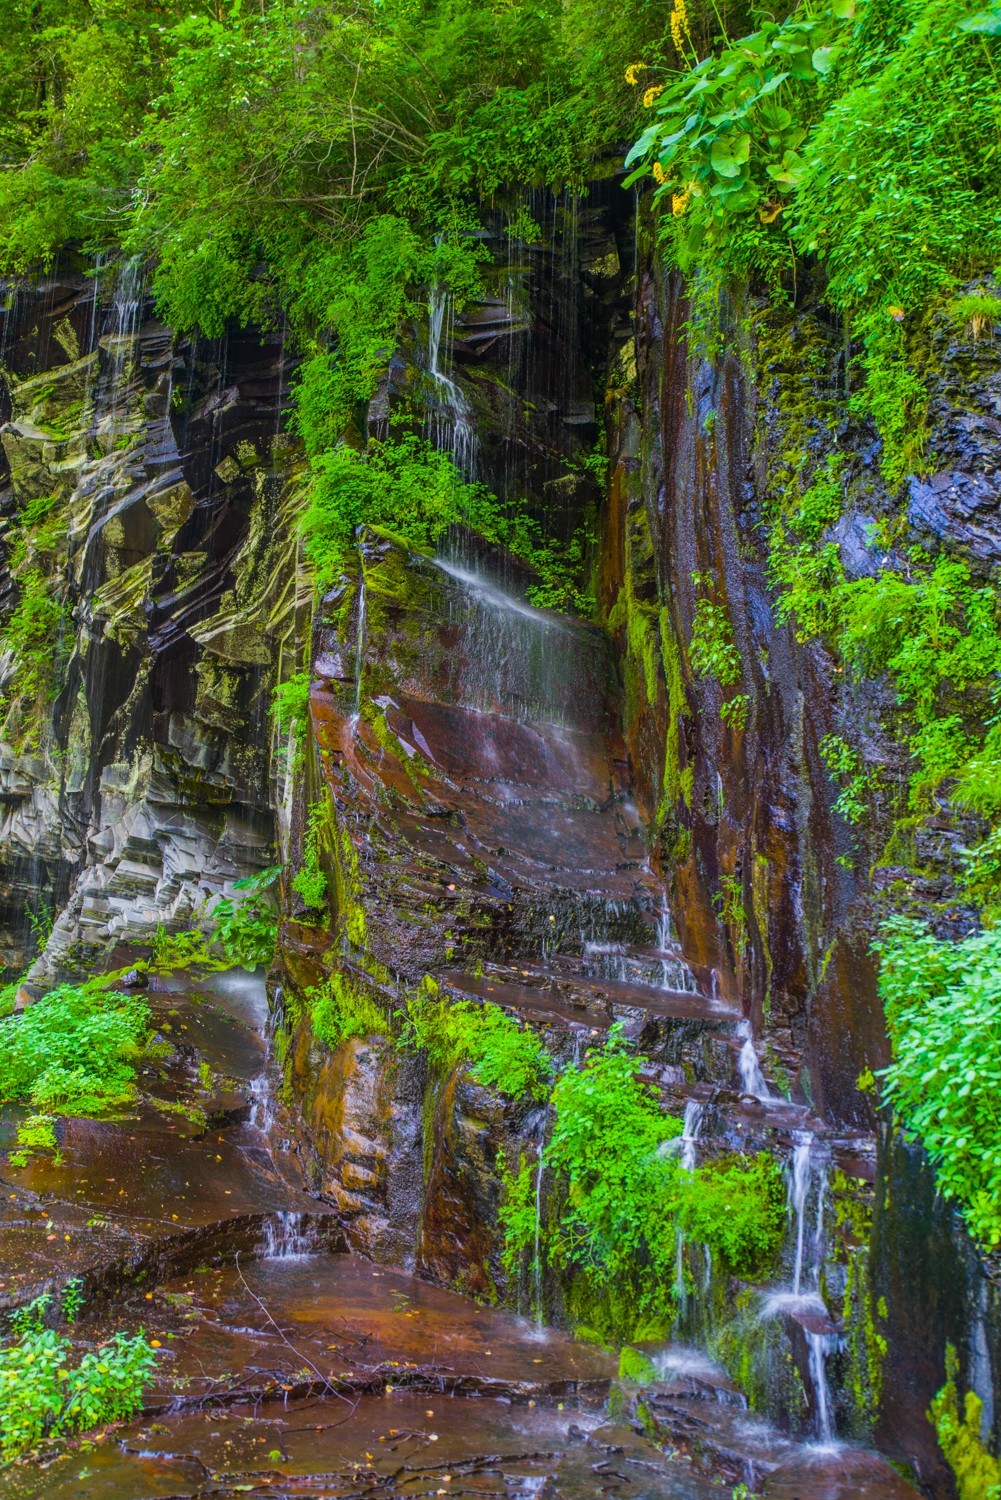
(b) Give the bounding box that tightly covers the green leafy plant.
[271,673,312,759]
[533,1028,784,1332]
[625,4,849,258]
[210,865,281,969]
[0,984,151,1119]
[874,917,1001,1247]
[400,978,552,1100]
[0,1295,157,1462]
[8,1113,58,1169]
[819,734,873,826]
[292,805,328,915]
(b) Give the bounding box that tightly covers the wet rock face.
[0,270,306,977]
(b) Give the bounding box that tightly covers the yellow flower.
[672,188,692,217]
[624,62,646,86]
[758,201,783,224]
[643,85,664,108]
[652,162,667,186]
[670,0,691,54]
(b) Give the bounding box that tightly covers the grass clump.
[401,979,552,1100]
[0,1293,157,1462]
[0,984,151,1118]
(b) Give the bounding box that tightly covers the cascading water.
[106,254,144,438]
[532,1105,550,1326]
[351,571,367,727]
[259,1211,314,1261]
[737,1021,771,1100]
[426,283,477,481]
[807,1328,839,1445]
[678,1099,704,1174]
[790,1134,814,1297]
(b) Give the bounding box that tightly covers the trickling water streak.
[426,283,477,482]
[107,255,144,439]
[259,1212,314,1261]
[789,1134,814,1297]
[351,571,367,726]
[679,1099,704,1173]
[806,1329,837,1444]
[532,1106,550,1326]
[737,1021,771,1100]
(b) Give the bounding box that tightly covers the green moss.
[618,1346,657,1383]
[930,1345,1001,1500]
[711,1289,808,1428]
[310,971,388,1049]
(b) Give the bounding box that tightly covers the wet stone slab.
[106,1252,618,1406]
[0,971,325,1310]
[0,1394,722,1500]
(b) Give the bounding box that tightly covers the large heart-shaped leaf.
[710,132,751,178]
[958,8,1001,33]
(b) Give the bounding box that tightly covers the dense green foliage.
[0,983,150,1116]
[210,865,281,969]
[875,918,1001,1246]
[631,0,1001,480]
[401,979,553,1100]
[507,1030,785,1331]
[0,1293,156,1462]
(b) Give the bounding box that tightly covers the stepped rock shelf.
[2,189,1000,1498]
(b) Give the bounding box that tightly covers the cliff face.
[600,254,1001,1486]
[0,267,304,981]
[2,209,1000,1494]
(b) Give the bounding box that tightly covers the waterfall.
[532,1105,550,1326]
[351,572,367,726]
[426,283,477,480]
[259,1211,313,1261]
[248,1072,276,1137]
[806,1328,838,1445]
[790,1134,813,1297]
[107,254,144,437]
[679,1099,704,1173]
[737,1021,771,1100]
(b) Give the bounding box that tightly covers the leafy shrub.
[819,734,873,826]
[689,571,746,726]
[400,978,552,1100]
[311,973,388,1049]
[689,575,742,689]
[0,1295,156,1461]
[0,985,150,1117]
[271,673,311,752]
[536,1029,785,1328]
[874,917,1001,1246]
[210,865,281,969]
[0,568,70,750]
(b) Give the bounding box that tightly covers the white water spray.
[737,1021,771,1100]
